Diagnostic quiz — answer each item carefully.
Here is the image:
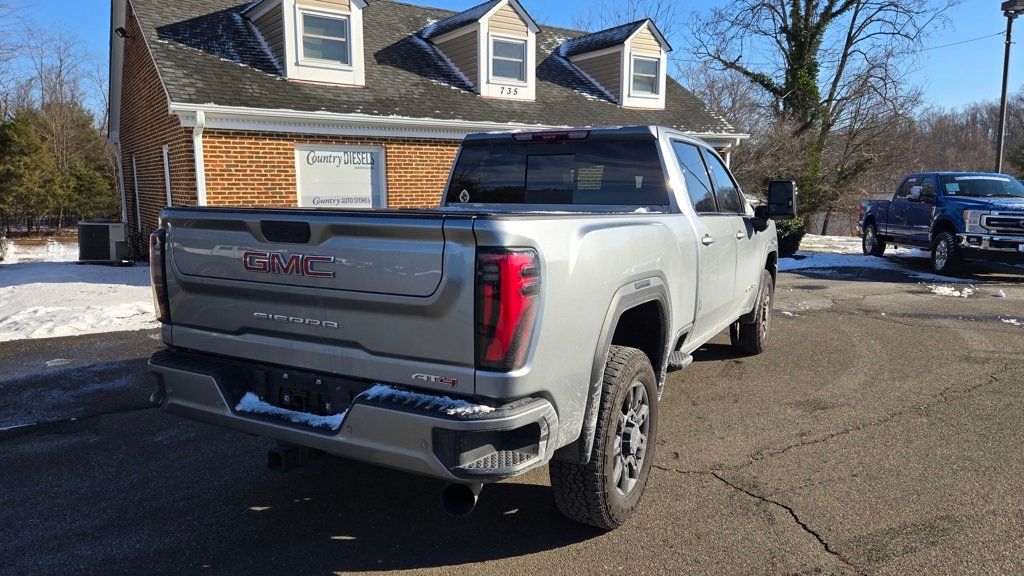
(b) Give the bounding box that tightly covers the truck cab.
[859,172,1024,275]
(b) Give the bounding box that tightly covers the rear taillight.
[475,248,541,372]
[149,229,170,323]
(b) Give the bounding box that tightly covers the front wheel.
[931,231,964,276]
[732,269,775,355]
[862,223,886,256]
[550,346,657,530]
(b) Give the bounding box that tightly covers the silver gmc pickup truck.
[148,126,796,529]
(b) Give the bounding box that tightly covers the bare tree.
[571,0,681,39]
[689,0,958,219]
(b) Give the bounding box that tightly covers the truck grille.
[983,213,1024,235]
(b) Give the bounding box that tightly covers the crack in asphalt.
[708,472,865,575]
[652,363,1015,574]
[726,362,1015,473]
[651,463,863,574]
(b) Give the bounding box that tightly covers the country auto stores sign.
[294,145,387,209]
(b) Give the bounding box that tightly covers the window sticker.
[944,182,960,193]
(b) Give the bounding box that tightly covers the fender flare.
[553,277,671,464]
[740,247,778,323]
[930,217,958,245]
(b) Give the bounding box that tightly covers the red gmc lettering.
[242,251,335,278]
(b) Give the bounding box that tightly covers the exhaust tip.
[441,483,482,518]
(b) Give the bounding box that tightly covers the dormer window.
[630,56,659,96]
[246,0,367,86]
[492,38,526,82]
[300,13,351,66]
[422,0,539,101]
[560,19,671,110]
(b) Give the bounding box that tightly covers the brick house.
[108,0,746,252]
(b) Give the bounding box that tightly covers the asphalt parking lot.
[2,258,1024,576]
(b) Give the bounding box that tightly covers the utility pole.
[997,1,1024,173]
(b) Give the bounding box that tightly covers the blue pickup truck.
[859,172,1024,275]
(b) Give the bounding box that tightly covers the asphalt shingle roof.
[560,19,650,58]
[419,0,499,39]
[134,0,735,134]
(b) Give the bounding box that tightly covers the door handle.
[701,234,715,246]
[735,231,745,240]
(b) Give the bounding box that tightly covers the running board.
[667,351,693,372]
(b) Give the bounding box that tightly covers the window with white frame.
[631,56,659,95]
[492,38,526,82]
[300,12,350,66]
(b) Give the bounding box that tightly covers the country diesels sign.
[294,145,387,209]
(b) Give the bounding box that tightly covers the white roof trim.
[628,20,672,53]
[169,103,570,140]
[167,103,748,143]
[483,0,540,34]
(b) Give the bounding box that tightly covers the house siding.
[252,5,285,67]
[488,3,527,36]
[575,50,621,101]
[202,131,460,209]
[297,0,351,12]
[117,0,196,255]
[631,25,661,54]
[436,29,479,87]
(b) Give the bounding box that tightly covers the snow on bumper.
[148,350,558,482]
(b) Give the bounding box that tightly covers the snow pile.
[235,392,346,430]
[928,285,974,298]
[2,239,76,264]
[0,240,158,342]
[362,384,495,416]
[1002,318,1022,327]
[780,235,954,281]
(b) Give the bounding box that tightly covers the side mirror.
[907,186,922,202]
[767,180,799,219]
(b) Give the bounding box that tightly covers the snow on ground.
[1002,318,1022,327]
[928,285,975,298]
[781,235,959,282]
[0,240,158,342]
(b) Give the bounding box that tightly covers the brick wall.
[117,1,196,254]
[202,131,460,209]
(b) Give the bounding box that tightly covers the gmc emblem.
[243,251,335,278]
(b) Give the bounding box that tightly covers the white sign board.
[295,145,386,209]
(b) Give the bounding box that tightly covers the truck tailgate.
[161,208,478,393]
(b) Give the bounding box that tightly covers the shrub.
[776,218,806,257]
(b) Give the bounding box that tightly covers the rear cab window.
[445,138,669,208]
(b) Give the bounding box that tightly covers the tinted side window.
[897,177,920,198]
[703,150,744,213]
[920,177,937,201]
[671,141,716,213]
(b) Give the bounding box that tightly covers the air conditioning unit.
[78,220,129,263]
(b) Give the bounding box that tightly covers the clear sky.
[19,0,1022,111]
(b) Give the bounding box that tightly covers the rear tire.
[862,223,886,257]
[550,345,657,530]
[931,231,964,276]
[732,269,774,355]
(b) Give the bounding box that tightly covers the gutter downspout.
[111,132,129,224]
[192,110,208,206]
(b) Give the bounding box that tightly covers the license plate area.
[217,360,374,419]
[1018,244,1024,253]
